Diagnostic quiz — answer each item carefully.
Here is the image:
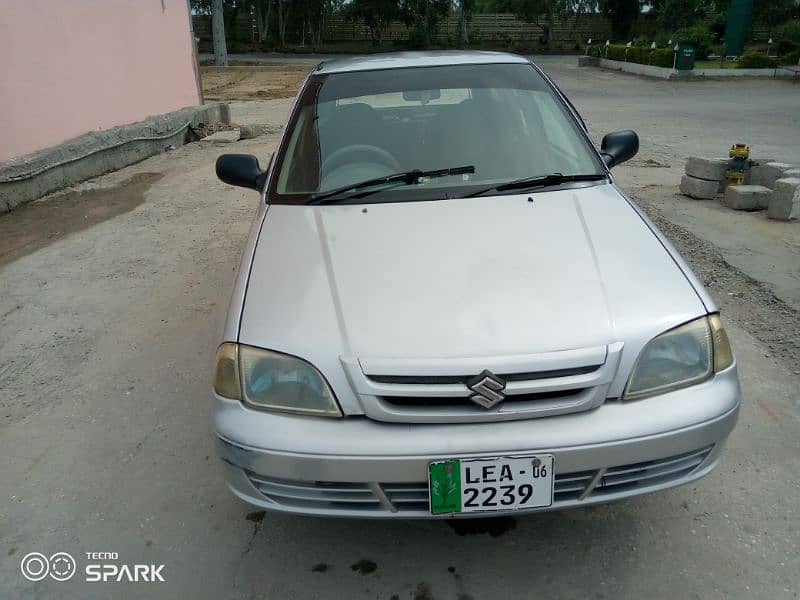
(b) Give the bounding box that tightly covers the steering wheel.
[321,144,401,180]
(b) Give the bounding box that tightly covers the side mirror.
[216,154,267,190]
[600,130,639,168]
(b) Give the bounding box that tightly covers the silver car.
[212,51,740,518]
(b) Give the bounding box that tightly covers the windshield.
[271,63,604,204]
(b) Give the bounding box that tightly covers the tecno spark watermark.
[20,552,77,582]
[21,551,164,583]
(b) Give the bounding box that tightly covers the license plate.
[428,455,554,515]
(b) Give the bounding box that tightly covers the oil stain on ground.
[245,510,266,523]
[350,559,377,575]
[0,172,162,267]
[446,516,517,537]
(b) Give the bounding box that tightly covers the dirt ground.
[0,173,162,267]
[201,64,310,100]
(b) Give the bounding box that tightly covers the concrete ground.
[1,56,799,599]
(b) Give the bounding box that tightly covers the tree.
[345,0,401,46]
[512,0,557,44]
[654,0,706,32]
[277,0,291,47]
[304,1,345,47]
[399,0,451,47]
[492,1,600,46]
[599,0,639,41]
[211,0,229,66]
[189,0,212,15]
[253,0,272,44]
[458,0,477,44]
[565,0,599,45]
[753,0,797,37]
[193,0,252,45]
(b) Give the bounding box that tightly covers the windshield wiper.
[465,172,608,198]
[309,165,475,205]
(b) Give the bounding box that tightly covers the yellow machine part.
[729,144,750,159]
[726,170,746,185]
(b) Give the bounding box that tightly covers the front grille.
[247,474,384,512]
[594,445,713,496]
[245,445,714,515]
[367,365,602,385]
[345,343,625,423]
[381,388,586,408]
[381,483,430,512]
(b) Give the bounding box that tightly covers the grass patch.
[694,59,738,69]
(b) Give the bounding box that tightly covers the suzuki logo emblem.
[466,370,506,409]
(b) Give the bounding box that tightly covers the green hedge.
[737,52,778,68]
[606,45,627,61]
[776,39,798,55]
[777,21,800,46]
[673,24,715,60]
[650,48,676,68]
[595,43,794,70]
[781,49,800,65]
[601,44,675,68]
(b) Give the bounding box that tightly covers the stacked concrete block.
[681,157,727,199]
[686,157,728,181]
[750,162,796,189]
[782,168,800,179]
[746,158,774,186]
[680,175,719,199]
[767,178,800,221]
[203,128,241,143]
[723,185,773,211]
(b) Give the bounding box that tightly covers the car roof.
[314,51,530,75]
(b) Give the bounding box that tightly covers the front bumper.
[215,365,741,518]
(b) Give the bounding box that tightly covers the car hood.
[239,184,705,364]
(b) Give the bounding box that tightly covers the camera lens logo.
[49,553,77,581]
[21,552,76,582]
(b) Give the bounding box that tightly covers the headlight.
[623,314,733,401]
[708,314,734,372]
[213,343,342,417]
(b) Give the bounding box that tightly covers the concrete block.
[761,162,796,189]
[204,129,241,143]
[238,124,280,140]
[768,178,800,220]
[685,157,727,182]
[782,168,800,178]
[598,58,674,79]
[749,166,766,186]
[680,175,719,199]
[747,158,771,186]
[723,185,772,211]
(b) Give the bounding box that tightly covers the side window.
[276,106,319,194]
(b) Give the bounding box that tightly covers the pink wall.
[0,0,201,162]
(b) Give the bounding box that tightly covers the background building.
[0,0,201,162]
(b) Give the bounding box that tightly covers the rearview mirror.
[600,130,639,168]
[216,154,267,190]
[402,89,441,103]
